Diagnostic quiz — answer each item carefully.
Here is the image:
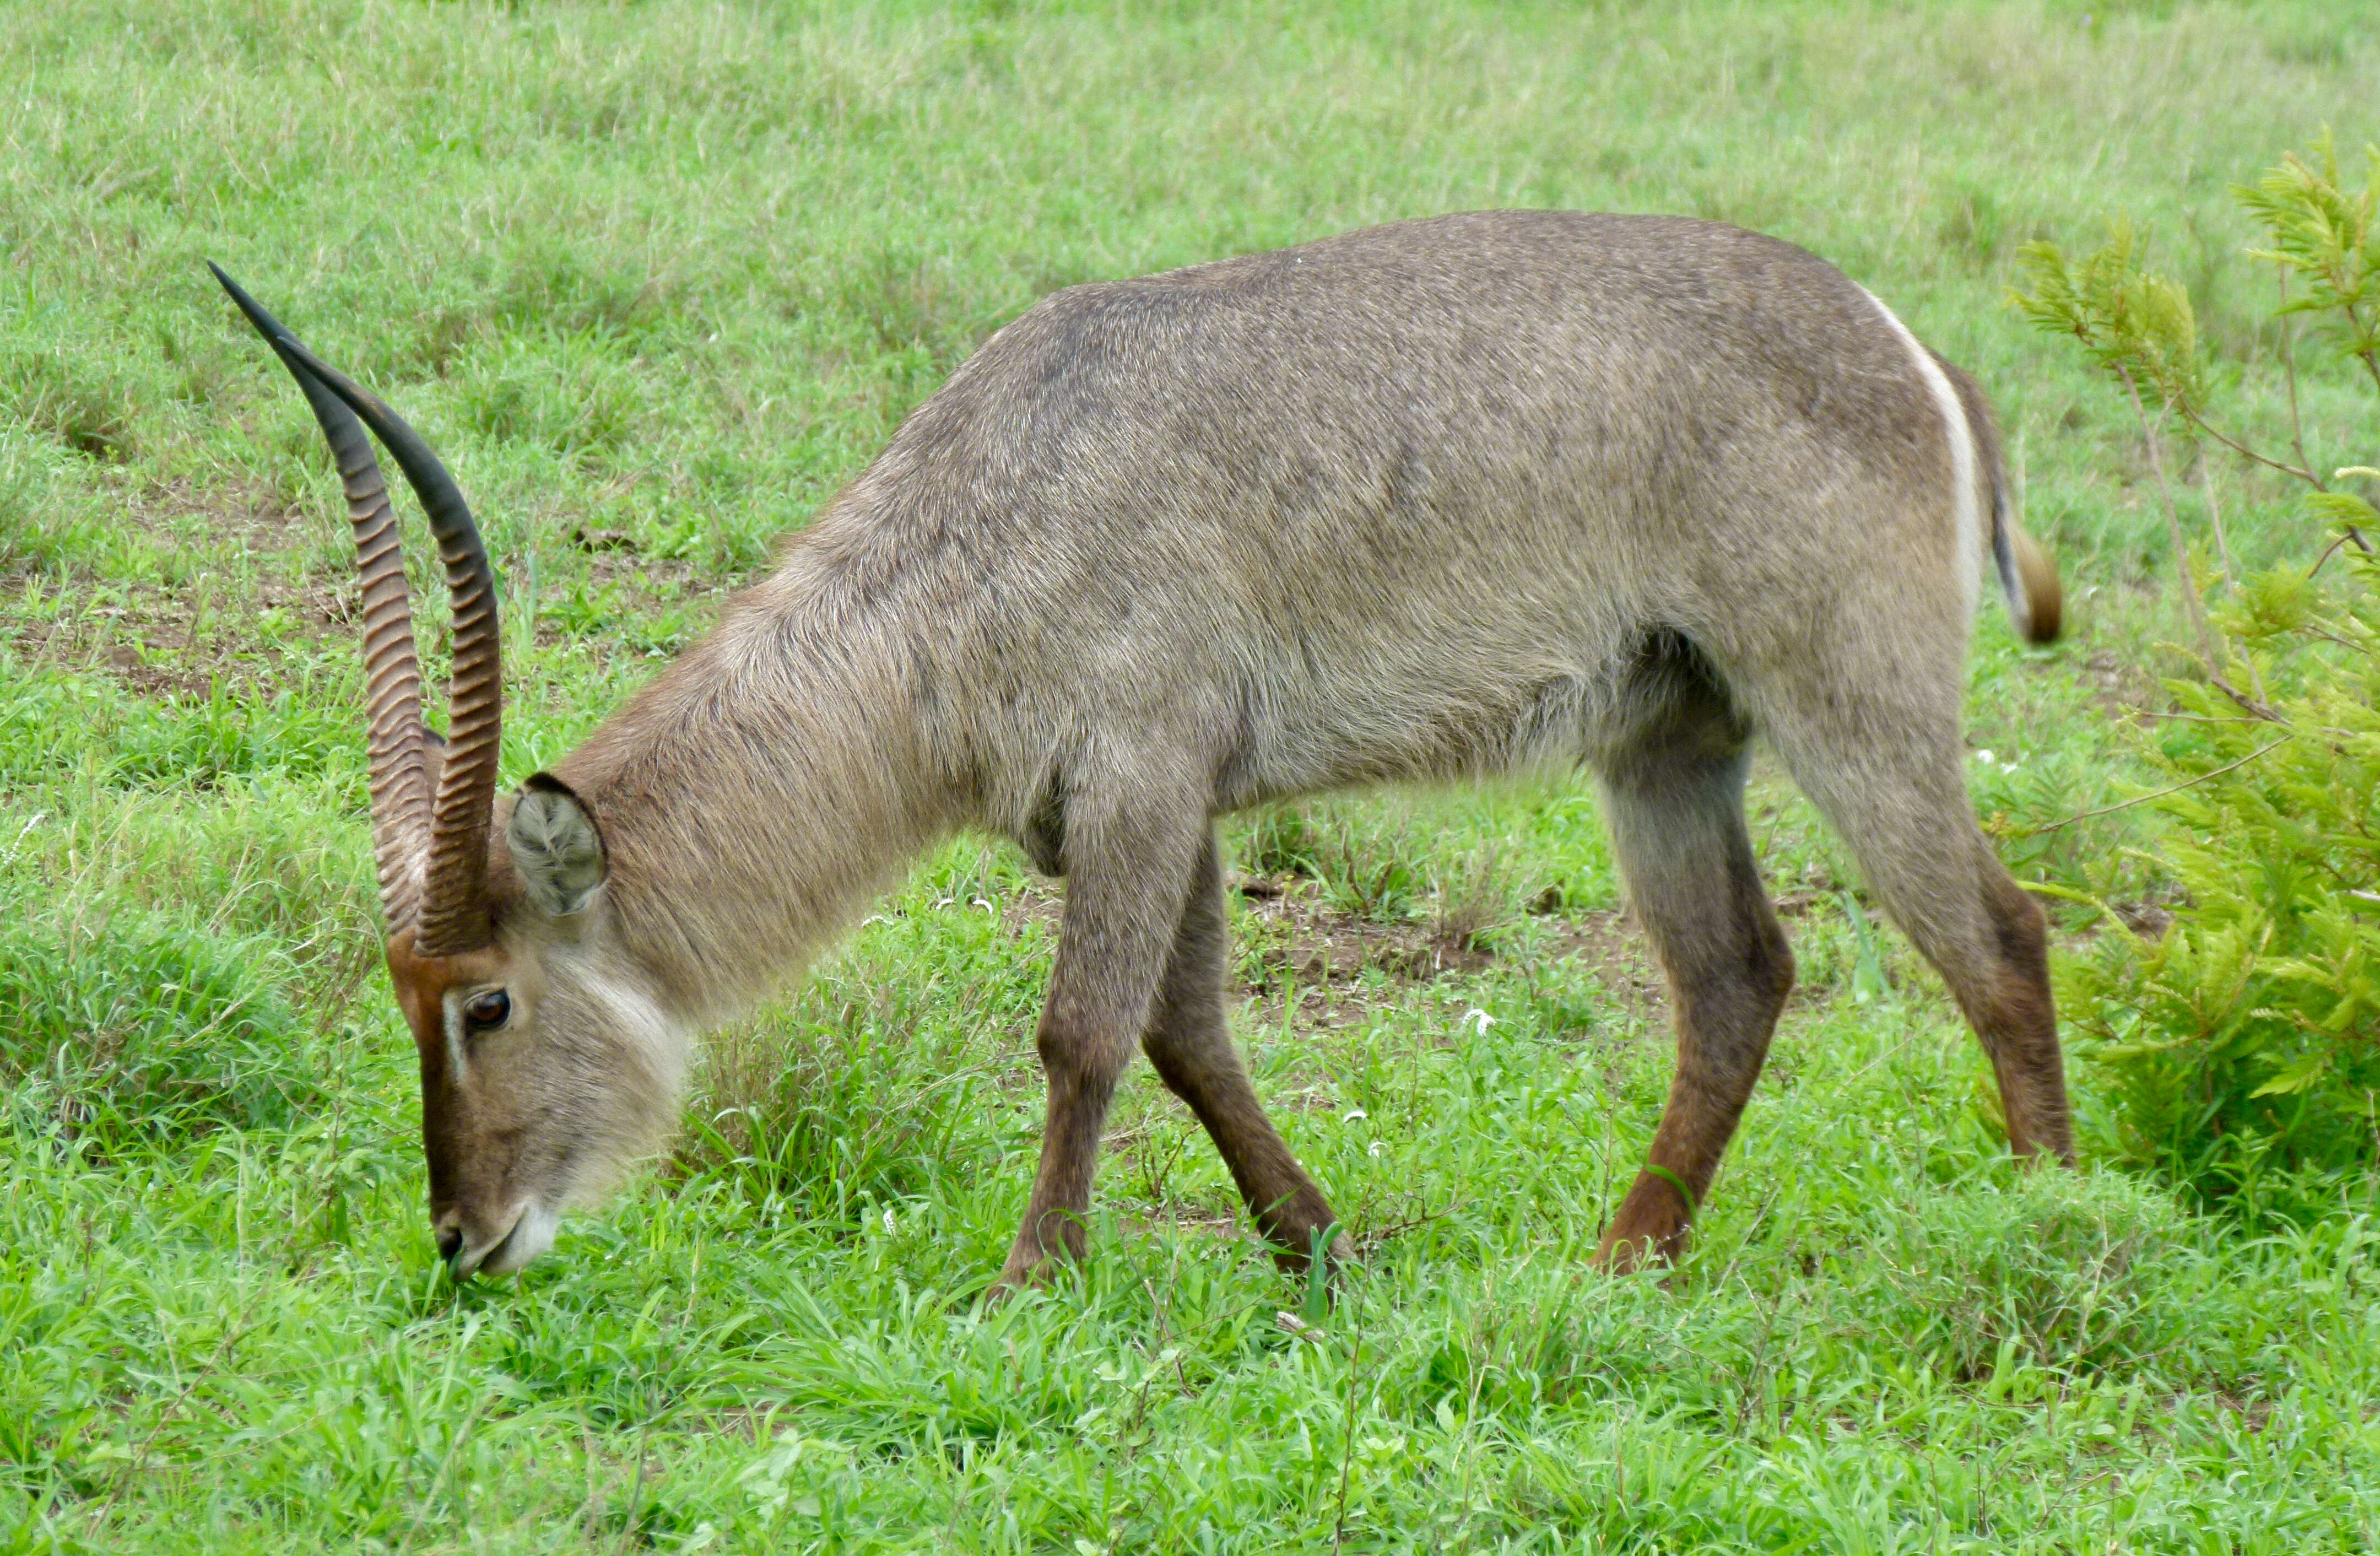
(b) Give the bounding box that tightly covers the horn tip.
[207,262,290,349]
[205,258,248,305]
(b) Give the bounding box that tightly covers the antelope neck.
[547,561,951,1023]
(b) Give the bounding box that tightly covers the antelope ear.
[505,774,608,918]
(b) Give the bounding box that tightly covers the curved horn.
[210,265,430,933]
[210,264,504,957]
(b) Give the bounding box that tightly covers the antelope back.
[799,210,2043,837]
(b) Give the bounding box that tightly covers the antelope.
[209,210,2068,1287]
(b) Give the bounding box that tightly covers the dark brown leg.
[1142,830,1351,1271]
[1934,857,2073,1162]
[1762,674,2075,1167]
[1592,739,1795,1272]
[998,795,1205,1289]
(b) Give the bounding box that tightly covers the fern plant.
[2013,137,2380,1219]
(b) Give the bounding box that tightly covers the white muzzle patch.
[460,1202,561,1279]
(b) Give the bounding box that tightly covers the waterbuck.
[210,210,2067,1285]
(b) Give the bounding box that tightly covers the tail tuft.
[1944,352,2061,646]
[2005,525,2062,644]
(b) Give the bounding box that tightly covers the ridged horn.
[210,264,504,957]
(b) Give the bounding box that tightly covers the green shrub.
[2053,557,2380,1215]
[2015,137,2380,1219]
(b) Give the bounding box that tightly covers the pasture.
[4,1,2379,1549]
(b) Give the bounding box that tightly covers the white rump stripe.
[1862,289,1982,618]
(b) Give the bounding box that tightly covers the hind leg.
[1140,830,1352,1270]
[1761,669,2074,1164]
[1592,679,1797,1272]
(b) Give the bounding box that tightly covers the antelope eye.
[463,990,512,1031]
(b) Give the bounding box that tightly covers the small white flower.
[883,1206,896,1235]
[1973,749,1995,765]
[1464,1008,1496,1035]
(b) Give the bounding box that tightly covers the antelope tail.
[1987,445,2061,646]
[1989,418,2065,642]
[1939,353,2062,645]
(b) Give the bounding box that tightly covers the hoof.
[1589,1228,1678,1275]
[1593,1169,1695,1272]
[1272,1225,1359,1277]
[992,1240,1074,1296]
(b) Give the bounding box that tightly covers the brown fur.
[2011,529,2063,643]
[349,212,2070,1283]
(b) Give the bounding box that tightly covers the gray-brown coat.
[217,209,2067,1284]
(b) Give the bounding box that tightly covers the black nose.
[436,1227,463,1265]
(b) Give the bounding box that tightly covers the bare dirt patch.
[1230,873,1677,1045]
[121,474,321,558]
[6,471,738,704]
[8,572,338,700]
[6,477,353,695]
[1234,871,1496,990]
[999,868,1679,1038]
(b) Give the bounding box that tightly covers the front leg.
[999,790,1206,1289]
[1143,829,1351,1274]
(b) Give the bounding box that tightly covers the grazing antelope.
[210,210,2068,1286]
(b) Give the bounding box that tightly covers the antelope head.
[214,268,679,1278]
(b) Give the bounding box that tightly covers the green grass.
[4,0,2380,1549]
